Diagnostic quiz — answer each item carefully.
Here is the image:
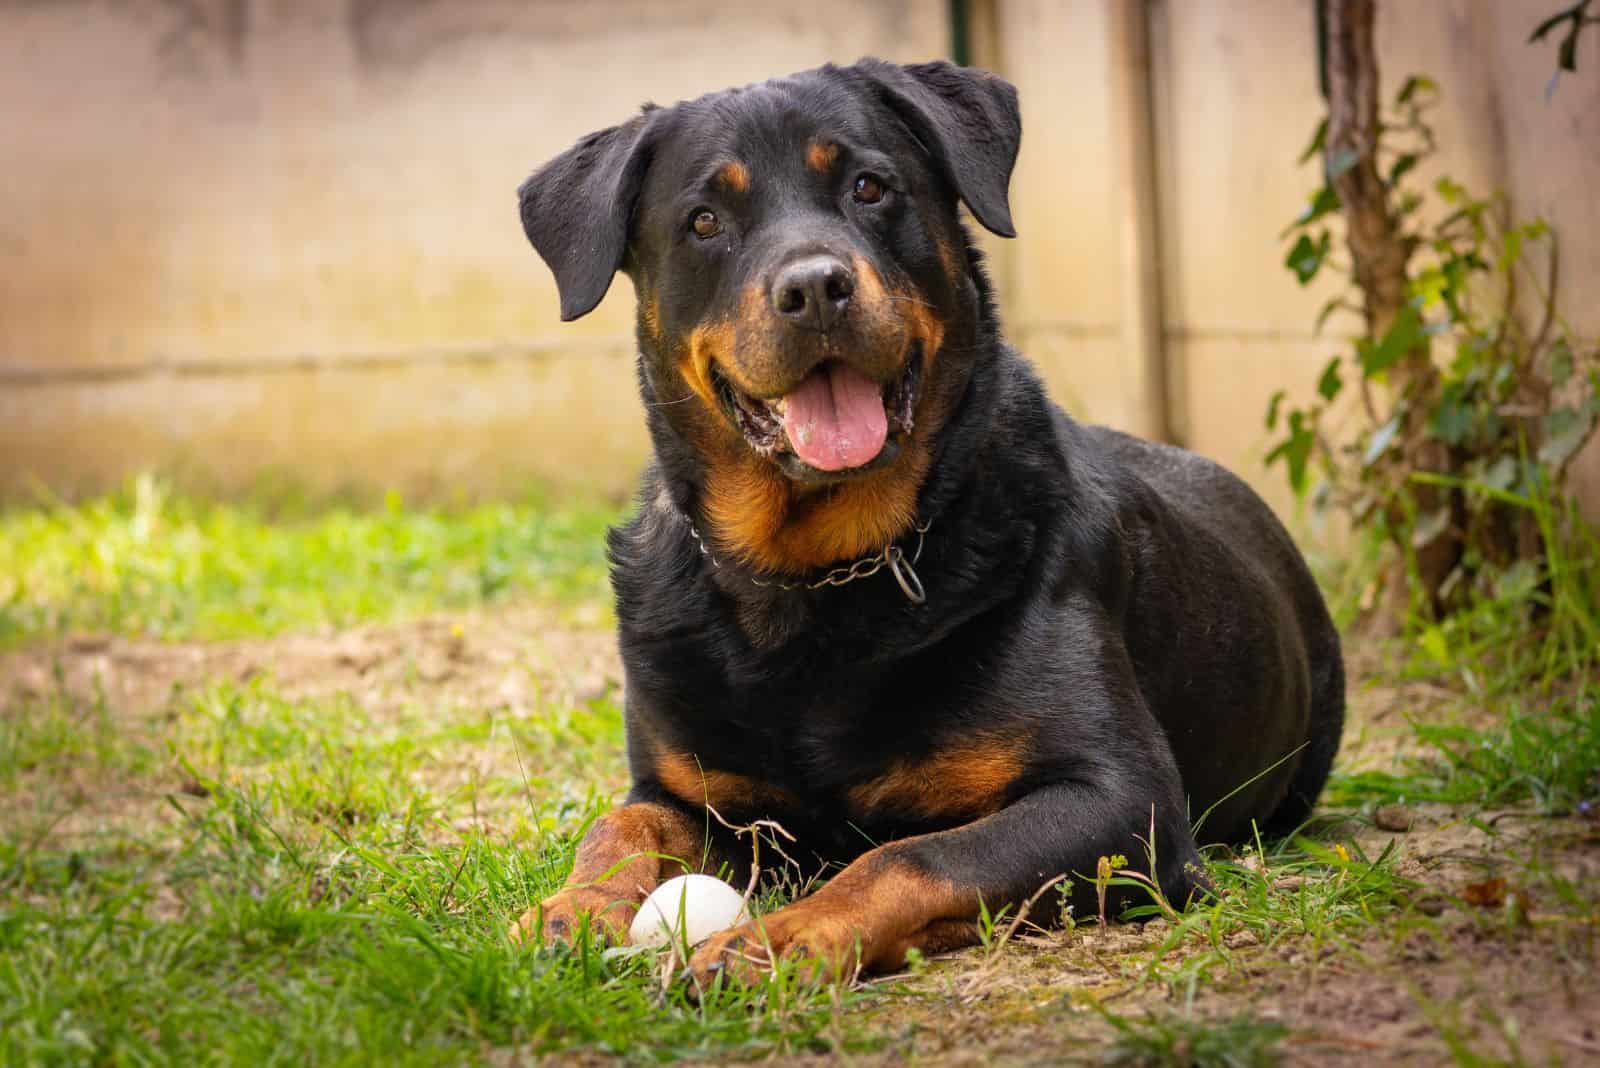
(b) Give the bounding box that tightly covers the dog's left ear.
[518,111,658,321]
[850,59,1022,238]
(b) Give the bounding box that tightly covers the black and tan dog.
[509,59,1344,986]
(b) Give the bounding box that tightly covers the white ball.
[629,874,749,949]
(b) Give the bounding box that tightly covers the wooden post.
[1108,0,1173,444]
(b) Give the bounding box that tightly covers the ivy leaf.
[1429,394,1475,445]
[1359,305,1424,375]
[1497,228,1524,274]
[1548,340,1574,387]
[1480,455,1518,492]
[1539,405,1596,467]
[1286,231,1331,285]
[1317,357,1343,402]
[1314,297,1349,334]
[1435,176,1467,203]
[1266,411,1316,495]
[1363,415,1402,467]
[1266,389,1286,431]
[1289,186,1341,232]
[1396,74,1437,104]
[1387,153,1419,188]
[1298,118,1329,164]
[1419,625,1450,666]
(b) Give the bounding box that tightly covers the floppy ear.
[852,59,1021,238]
[518,113,656,321]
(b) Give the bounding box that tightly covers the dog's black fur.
[514,58,1343,977]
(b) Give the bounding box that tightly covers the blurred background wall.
[2,0,1597,521]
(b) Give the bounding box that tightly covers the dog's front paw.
[687,901,863,990]
[508,888,635,947]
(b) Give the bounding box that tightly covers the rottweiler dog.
[509,58,1344,986]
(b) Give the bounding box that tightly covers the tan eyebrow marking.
[716,161,750,193]
[806,140,839,173]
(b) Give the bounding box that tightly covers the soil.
[4,611,1597,1066]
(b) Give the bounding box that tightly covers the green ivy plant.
[1269,74,1599,613]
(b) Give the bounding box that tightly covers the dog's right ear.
[518,112,657,321]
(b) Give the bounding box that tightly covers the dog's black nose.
[771,255,854,331]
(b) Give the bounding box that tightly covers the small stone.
[1374,804,1415,832]
[1413,894,1448,917]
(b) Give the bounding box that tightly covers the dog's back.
[1079,422,1345,839]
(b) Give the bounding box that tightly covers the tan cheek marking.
[851,255,887,305]
[847,741,1024,821]
[716,161,750,194]
[680,326,722,412]
[806,140,839,173]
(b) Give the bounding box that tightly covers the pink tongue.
[780,363,888,472]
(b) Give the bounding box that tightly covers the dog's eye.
[691,210,722,238]
[852,174,886,205]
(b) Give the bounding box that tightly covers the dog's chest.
[654,698,1023,842]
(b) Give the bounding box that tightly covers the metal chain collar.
[684,515,932,604]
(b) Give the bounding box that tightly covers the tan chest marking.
[847,741,1024,822]
[655,750,801,816]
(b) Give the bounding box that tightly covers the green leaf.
[1396,74,1437,104]
[1286,231,1331,285]
[1429,394,1475,446]
[1283,186,1341,237]
[1265,411,1316,495]
[1549,340,1575,387]
[1266,389,1286,431]
[1386,153,1419,187]
[1358,305,1424,375]
[1317,357,1343,402]
[1480,455,1518,492]
[1435,176,1467,203]
[1539,405,1596,467]
[1497,229,1523,274]
[1298,118,1329,164]
[1363,415,1402,467]
[1419,624,1449,666]
[1411,266,1449,308]
[1314,297,1349,334]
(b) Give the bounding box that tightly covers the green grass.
[0,675,875,1066]
[1095,1008,1289,1068]
[0,475,618,646]
[3,479,1598,1064]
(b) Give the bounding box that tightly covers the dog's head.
[519,59,1021,573]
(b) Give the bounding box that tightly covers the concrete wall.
[0,0,945,501]
[995,0,1600,524]
[2,0,1597,519]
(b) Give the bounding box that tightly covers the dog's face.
[520,60,1020,572]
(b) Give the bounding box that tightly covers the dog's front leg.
[687,781,1206,987]
[510,800,707,946]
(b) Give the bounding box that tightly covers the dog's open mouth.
[713,347,921,477]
